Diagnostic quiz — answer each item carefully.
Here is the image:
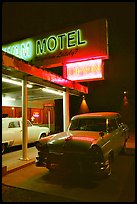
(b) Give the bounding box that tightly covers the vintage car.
[2,117,50,153]
[35,112,129,178]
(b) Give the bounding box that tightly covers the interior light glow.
[2,77,32,88]
[42,88,63,96]
[66,59,103,81]
[2,97,16,101]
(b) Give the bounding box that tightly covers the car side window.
[8,121,20,128]
[107,119,118,132]
[27,120,33,127]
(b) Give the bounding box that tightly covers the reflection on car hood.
[46,131,100,153]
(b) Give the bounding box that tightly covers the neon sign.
[66,59,104,81]
[36,29,87,55]
[2,19,109,67]
[2,29,87,61]
[2,39,34,61]
[33,112,39,118]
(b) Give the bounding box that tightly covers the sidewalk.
[2,131,135,177]
[2,146,37,176]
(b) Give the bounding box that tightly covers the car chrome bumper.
[35,151,107,175]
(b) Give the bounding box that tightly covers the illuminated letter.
[47,36,58,52]
[57,33,66,50]
[11,46,15,55]
[67,31,76,48]
[15,46,19,56]
[21,42,30,57]
[36,39,46,55]
[7,46,11,53]
[77,29,87,45]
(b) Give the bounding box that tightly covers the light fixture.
[124,90,128,95]
[2,97,16,101]
[42,88,63,96]
[2,77,33,88]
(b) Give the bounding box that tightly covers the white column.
[63,90,70,131]
[48,110,50,131]
[20,76,29,160]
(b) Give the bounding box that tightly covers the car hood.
[46,131,100,154]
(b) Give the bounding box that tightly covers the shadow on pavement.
[2,184,77,202]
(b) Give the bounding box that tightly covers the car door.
[27,120,38,143]
[108,118,123,154]
[8,120,22,146]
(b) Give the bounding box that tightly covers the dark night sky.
[2,2,135,121]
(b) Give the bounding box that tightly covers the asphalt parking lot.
[2,131,135,202]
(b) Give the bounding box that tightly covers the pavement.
[2,146,37,176]
[2,130,135,177]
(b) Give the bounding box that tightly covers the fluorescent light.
[2,97,16,101]
[2,77,33,88]
[42,88,63,96]
[27,84,33,88]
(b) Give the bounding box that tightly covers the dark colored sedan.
[35,112,129,178]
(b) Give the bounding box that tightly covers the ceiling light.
[42,88,63,96]
[2,77,32,88]
[2,97,16,101]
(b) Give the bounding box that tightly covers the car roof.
[71,112,120,120]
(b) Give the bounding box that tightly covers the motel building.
[2,18,109,159]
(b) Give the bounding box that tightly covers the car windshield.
[69,118,106,132]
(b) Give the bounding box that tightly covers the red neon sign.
[66,59,104,82]
[33,112,39,118]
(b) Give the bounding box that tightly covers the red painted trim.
[2,52,88,94]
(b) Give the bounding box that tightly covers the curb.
[2,160,35,177]
[2,166,7,176]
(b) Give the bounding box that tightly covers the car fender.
[38,131,48,139]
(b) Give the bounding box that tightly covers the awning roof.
[2,51,88,95]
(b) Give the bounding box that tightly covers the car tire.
[40,133,46,139]
[2,143,7,154]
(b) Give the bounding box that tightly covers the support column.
[48,110,50,131]
[20,76,29,161]
[63,90,70,131]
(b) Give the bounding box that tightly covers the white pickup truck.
[2,117,50,153]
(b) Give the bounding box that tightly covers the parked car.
[35,112,129,178]
[2,117,50,153]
